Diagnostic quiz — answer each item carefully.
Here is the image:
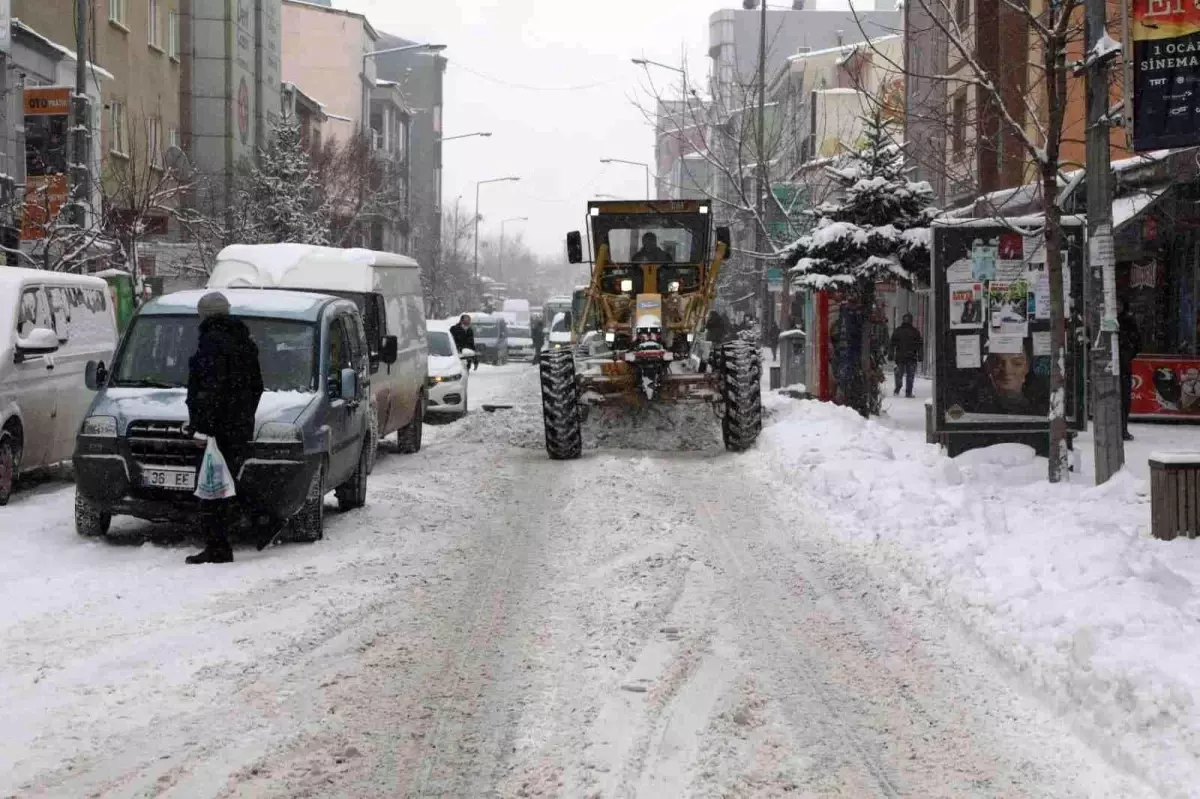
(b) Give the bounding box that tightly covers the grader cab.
[538,199,763,459]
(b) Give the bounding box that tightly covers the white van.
[207,244,429,466]
[0,268,119,504]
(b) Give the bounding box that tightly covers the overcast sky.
[342,0,727,263]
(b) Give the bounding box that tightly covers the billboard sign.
[22,87,71,241]
[932,219,1087,434]
[1132,0,1200,150]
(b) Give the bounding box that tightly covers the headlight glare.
[257,422,302,442]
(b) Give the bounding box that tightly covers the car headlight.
[257,422,302,442]
[428,373,463,385]
[80,415,117,436]
[605,331,616,343]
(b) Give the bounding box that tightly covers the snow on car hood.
[427,355,464,378]
[90,388,318,435]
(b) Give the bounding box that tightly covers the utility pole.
[755,0,770,343]
[69,0,91,235]
[1084,0,1124,483]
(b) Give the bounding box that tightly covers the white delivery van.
[207,244,429,466]
[0,268,119,504]
[502,298,531,325]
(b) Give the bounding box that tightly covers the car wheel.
[335,437,369,511]
[0,434,14,506]
[75,490,112,537]
[287,463,325,542]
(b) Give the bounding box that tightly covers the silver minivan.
[73,289,372,542]
[0,268,118,504]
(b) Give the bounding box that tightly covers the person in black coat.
[889,313,923,398]
[531,317,545,364]
[185,292,264,565]
[1118,301,1142,441]
[450,314,477,371]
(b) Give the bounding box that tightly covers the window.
[168,10,180,59]
[148,0,161,49]
[955,0,969,26]
[109,100,127,157]
[952,90,967,156]
[148,117,162,169]
[108,0,127,28]
[168,125,180,150]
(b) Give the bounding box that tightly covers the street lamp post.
[600,158,652,201]
[361,43,446,134]
[499,216,529,282]
[475,176,521,302]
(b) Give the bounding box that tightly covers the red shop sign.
[1130,356,1200,417]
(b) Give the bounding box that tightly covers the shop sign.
[1131,356,1200,416]
[1132,0,1200,150]
[1131,260,1159,289]
[22,87,72,242]
[766,266,784,293]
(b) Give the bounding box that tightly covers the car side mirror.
[85,360,108,391]
[340,367,359,401]
[716,226,731,252]
[380,335,399,365]
[566,231,583,264]
[14,327,60,363]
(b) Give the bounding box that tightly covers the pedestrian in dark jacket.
[1118,302,1142,441]
[889,313,923,398]
[185,292,264,564]
[450,314,477,371]
[531,318,545,364]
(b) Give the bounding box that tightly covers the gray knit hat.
[198,292,231,318]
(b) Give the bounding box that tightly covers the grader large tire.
[721,341,763,453]
[540,348,582,460]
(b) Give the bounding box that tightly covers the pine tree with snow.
[784,110,937,416]
[231,118,331,246]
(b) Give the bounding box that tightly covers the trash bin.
[1150,453,1200,540]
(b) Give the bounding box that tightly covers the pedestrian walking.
[531,317,545,364]
[1118,301,1141,441]
[451,314,478,371]
[889,312,923,398]
[185,292,264,565]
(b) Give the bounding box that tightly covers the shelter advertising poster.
[988,280,1029,336]
[1132,0,1200,150]
[22,86,70,241]
[949,282,984,329]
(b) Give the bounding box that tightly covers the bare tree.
[861,0,1088,481]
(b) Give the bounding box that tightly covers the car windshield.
[474,322,499,337]
[112,315,318,392]
[428,330,454,357]
[551,315,570,334]
[510,326,531,339]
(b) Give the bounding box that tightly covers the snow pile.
[755,393,1200,795]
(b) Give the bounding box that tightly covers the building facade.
[374,35,445,269]
[179,0,281,202]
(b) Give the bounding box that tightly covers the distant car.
[425,322,469,418]
[507,325,535,361]
[470,313,509,365]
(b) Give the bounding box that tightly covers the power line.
[449,61,618,92]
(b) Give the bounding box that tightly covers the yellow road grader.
[538,199,762,459]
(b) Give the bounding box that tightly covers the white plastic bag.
[194,437,237,501]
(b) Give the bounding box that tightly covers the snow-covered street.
[0,364,1190,797]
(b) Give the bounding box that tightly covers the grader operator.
[538,199,762,459]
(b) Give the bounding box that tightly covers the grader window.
[592,214,708,264]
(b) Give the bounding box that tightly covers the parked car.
[73,289,373,542]
[547,311,572,350]
[207,244,428,466]
[507,325,535,361]
[0,268,119,504]
[425,321,469,418]
[470,313,509,365]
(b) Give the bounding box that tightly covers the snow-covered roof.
[281,0,380,40]
[1113,190,1164,231]
[786,34,901,63]
[141,289,340,322]
[14,19,115,81]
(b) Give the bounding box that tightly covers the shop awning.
[1113,189,1167,233]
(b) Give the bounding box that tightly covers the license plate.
[141,465,196,491]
